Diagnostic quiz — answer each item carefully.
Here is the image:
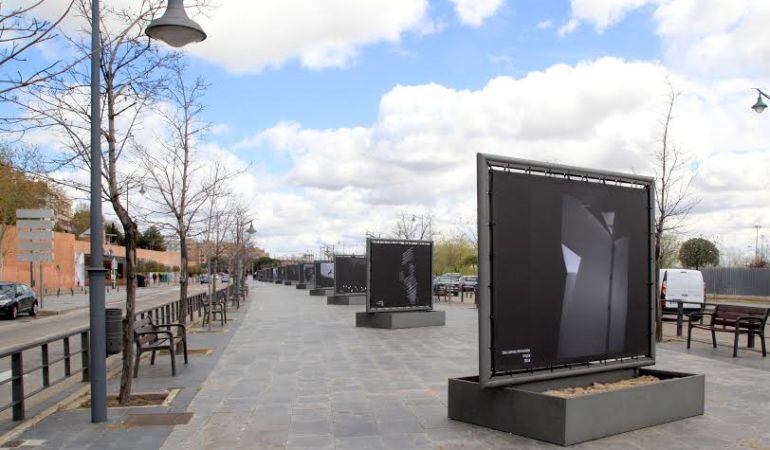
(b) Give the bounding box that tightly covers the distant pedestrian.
[152,273,157,284]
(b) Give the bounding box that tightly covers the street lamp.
[145,0,207,47]
[751,89,769,114]
[88,0,206,423]
[246,220,256,235]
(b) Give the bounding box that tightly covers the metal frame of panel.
[477,153,657,388]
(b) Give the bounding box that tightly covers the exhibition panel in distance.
[334,255,367,295]
[367,239,433,313]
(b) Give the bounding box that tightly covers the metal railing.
[0,284,235,421]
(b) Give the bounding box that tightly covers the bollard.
[676,302,684,337]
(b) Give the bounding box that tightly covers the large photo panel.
[478,154,655,388]
[303,263,316,286]
[334,255,367,295]
[367,239,433,312]
[315,261,334,288]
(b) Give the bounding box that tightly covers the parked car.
[433,276,459,295]
[0,282,38,319]
[200,274,210,284]
[660,269,705,311]
[221,274,230,283]
[459,275,478,293]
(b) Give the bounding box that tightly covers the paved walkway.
[160,283,768,449]
[7,282,770,449]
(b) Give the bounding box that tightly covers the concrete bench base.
[327,295,365,305]
[283,281,292,286]
[355,310,446,329]
[309,288,332,296]
[274,280,283,284]
[448,368,704,446]
[295,283,307,289]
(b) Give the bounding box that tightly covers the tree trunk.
[118,223,138,405]
[178,234,188,325]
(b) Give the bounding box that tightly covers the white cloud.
[448,0,505,27]
[189,0,431,73]
[238,57,770,255]
[536,20,553,30]
[9,0,431,73]
[559,0,653,35]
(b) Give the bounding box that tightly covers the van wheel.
[10,305,18,320]
[30,302,39,317]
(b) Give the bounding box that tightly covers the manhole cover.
[124,412,193,427]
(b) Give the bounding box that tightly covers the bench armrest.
[735,316,766,326]
[134,330,173,341]
[157,323,187,333]
[688,311,712,322]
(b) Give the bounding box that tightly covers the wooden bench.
[133,316,188,377]
[687,304,768,357]
[202,299,226,327]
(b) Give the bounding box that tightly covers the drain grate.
[124,412,193,427]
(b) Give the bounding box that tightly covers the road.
[0,284,209,353]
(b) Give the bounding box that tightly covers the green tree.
[71,204,90,237]
[105,221,125,246]
[433,235,477,275]
[679,238,719,269]
[137,226,166,251]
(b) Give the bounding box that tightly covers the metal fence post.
[81,331,90,382]
[676,302,684,337]
[11,352,24,421]
[41,343,50,387]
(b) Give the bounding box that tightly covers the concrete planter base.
[448,368,704,446]
[356,310,446,329]
[295,283,308,289]
[283,281,292,286]
[309,288,332,296]
[327,295,365,305]
[274,280,283,284]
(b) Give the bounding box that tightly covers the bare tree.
[135,58,218,327]
[200,170,232,331]
[12,0,214,405]
[392,211,434,240]
[653,81,699,341]
[0,0,75,98]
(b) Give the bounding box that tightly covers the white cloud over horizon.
[237,57,770,257]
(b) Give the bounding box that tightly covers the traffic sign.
[17,253,53,263]
[15,209,54,219]
[16,241,54,251]
[17,231,54,241]
[16,219,54,230]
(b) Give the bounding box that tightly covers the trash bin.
[106,308,123,356]
[137,274,147,288]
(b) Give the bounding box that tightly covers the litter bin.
[137,274,147,288]
[106,308,123,356]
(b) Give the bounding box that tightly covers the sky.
[7,0,770,260]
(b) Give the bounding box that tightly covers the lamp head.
[146,0,207,48]
[246,221,256,235]
[752,92,767,114]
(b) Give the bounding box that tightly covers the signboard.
[366,238,433,312]
[334,255,367,295]
[477,154,655,388]
[302,263,316,286]
[16,253,54,262]
[16,209,55,308]
[315,261,334,288]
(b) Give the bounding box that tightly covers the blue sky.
[8,0,770,260]
[197,0,659,140]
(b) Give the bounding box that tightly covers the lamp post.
[88,0,206,423]
[751,89,769,114]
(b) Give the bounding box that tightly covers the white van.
[659,269,705,310]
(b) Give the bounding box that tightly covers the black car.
[0,283,38,319]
